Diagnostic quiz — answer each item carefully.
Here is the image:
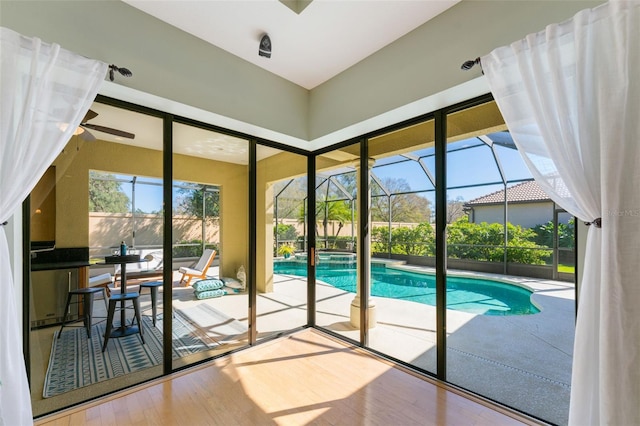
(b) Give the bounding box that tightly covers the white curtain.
[481,2,639,424]
[0,27,107,425]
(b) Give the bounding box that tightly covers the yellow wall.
[51,137,248,278]
[30,167,56,242]
[256,151,308,292]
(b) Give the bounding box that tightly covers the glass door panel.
[29,101,164,416]
[256,145,308,339]
[172,122,249,368]
[445,101,576,425]
[556,210,575,279]
[315,144,361,341]
[367,119,437,374]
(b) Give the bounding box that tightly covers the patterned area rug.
[43,310,218,398]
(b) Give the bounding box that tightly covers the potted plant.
[277,244,295,259]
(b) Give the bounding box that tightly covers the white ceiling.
[87,0,472,164]
[122,0,461,89]
[83,101,282,164]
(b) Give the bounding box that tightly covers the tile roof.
[466,180,551,205]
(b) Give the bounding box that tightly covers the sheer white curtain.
[481,2,639,424]
[0,27,107,425]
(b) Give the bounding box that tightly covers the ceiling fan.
[77,109,135,141]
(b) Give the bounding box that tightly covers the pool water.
[274,262,539,316]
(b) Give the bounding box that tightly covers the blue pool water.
[274,261,539,316]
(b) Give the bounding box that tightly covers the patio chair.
[178,249,217,286]
[89,272,113,298]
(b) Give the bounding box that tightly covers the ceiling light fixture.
[259,33,271,58]
[57,122,85,135]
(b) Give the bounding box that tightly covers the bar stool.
[59,287,109,339]
[102,292,145,352]
[139,281,162,326]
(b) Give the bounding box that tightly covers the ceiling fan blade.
[79,128,96,142]
[82,109,98,123]
[82,123,135,139]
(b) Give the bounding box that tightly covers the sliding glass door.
[444,100,576,425]
[29,100,165,416]
[365,119,437,374]
[256,144,308,341]
[313,143,362,341]
[171,122,250,368]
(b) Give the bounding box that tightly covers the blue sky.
[114,135,533,213]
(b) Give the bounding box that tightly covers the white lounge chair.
[178,249,217,286]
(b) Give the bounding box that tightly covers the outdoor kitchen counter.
[31,261,91,271]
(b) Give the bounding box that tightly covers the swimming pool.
[274,260,539,316]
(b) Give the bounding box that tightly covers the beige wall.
[0,1,309,142]
[0,1,604,145]
[89,213,219,250]
[51,137,248,278]
[470,202,554,229]
[30,167,56,242]
[310,0,604,140]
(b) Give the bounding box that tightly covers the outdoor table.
[100,254,142,338]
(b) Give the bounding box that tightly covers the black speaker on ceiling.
[259,34,271,58]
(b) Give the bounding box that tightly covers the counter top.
[30,247,89,271]
[31,261,91,271]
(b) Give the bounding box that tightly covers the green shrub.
[531,218,575,248]
[274,223,298,241]
[173,239,218,258]
[372,223,434,256]
[373,217,549,264]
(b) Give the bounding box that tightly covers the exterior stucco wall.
[470,202,554,228]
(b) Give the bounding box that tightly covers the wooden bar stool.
[58,287,108,339]
[102,292,145,352]
[139,281,163,326]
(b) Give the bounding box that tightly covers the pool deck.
[207,264,575,425]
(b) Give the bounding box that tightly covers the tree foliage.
[531,218,575,248]
[175,187,219,217]
[89,172,130,213]
[274,177,307,219]
[317,199,352,248]
[371,177,431,223]
[447,196,466,223]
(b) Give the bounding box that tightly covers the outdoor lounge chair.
[113,250,164,286]
[89,272,113,297]
[178,249,216,286]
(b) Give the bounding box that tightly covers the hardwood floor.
[35,329,542,425]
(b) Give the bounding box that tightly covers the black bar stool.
[58,287,108,339]
[102,292,145,352]
[139,281,162,326]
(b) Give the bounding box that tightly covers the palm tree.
[299,199,353,249]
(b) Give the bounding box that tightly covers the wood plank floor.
[35,329,541,426]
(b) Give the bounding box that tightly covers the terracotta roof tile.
[466,180,551,205]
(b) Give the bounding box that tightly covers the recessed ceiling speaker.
[259,34,271,58]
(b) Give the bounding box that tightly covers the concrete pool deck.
[238,265,575,425]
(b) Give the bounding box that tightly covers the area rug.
[178,303,248,344]
[43,311,218,398]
